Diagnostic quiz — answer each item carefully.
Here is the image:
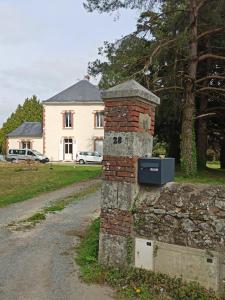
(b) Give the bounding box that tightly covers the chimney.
[84,75,90,81]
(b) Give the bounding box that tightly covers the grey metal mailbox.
[138,157,175,185]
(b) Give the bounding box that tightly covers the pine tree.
[84,0,225,175]
[0,96,43,153]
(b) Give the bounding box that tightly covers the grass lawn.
[175,166,225,185]
[0,162,101,207]
[1,160,224,208]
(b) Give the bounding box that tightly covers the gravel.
[0,183,114,300]
[0,179,100,226]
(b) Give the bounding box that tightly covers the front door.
[64,138,73,161]
[95,139,103,154]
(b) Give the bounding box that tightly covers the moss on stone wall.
[134,183,225,251]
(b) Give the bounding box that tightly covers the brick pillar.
[99,80,160,266]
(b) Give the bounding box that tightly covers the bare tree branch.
[197,28,225,39]
[197,87,225,93]
[153,74,183,83]
[197,0,211,11]
[154,86,183,92]
[199,54,225,62]
[195,112,216,119]
[196,75,225,83]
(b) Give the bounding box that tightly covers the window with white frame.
[21,141,31,149]
[64,138,73,154]
[64,112,73,128]
[95,111,104,128]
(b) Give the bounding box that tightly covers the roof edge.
[7,134,43,138]
[42,101,104,105]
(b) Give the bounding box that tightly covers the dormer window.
[95,111,104,128]
[63,111,73,128]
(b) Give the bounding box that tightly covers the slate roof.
[7,122,43,137]
[44,80,102,103]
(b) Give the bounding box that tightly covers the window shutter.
[94,112,96,128]
[59,138,64,160]
[71,113,74,128]
[62,112,65,128]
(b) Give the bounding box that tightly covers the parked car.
[76,151,103,164]
[6,149,49,163]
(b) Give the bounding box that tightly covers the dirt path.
[0,185,114,300]
[0,178,100,226]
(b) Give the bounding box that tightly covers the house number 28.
[113,137,122,144]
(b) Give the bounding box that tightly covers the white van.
[7,149,49,163]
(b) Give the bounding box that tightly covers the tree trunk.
[197,95,208,168]
[180,0,198,176]
[220,140,225,169]
[168,124,180,162]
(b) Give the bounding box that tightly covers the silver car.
[76,151,103,164]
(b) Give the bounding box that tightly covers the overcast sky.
[0,0,137,126]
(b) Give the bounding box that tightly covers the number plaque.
[113,137,122,144]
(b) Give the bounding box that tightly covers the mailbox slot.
[138,158,175,186]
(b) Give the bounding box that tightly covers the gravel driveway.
[0,179,100,226]
[0,182,114,300]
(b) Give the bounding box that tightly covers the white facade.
[7,80,105,161]
[8,137,43,153]
[43,103,104,161]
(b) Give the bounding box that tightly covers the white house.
[7,79,105,161]
[7,122,43,153]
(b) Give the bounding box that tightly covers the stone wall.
[99,79,225,293]
[134,182,225,250]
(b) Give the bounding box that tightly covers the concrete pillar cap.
[101,80,160,105]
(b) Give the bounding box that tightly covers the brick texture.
[103,155,138,182]
[104,98,155,134]
[100,208,133,237]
